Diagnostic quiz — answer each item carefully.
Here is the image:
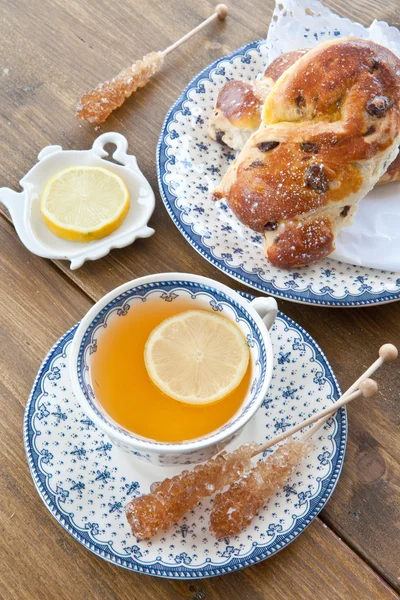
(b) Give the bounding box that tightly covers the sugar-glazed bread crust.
[208,50,308,150]
[378,150,400,184]
[213,38,400,268]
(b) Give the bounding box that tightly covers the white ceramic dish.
[0,132,155,269]
[69,273,278,466]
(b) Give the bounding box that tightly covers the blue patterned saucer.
[24,296,346,578]
[156,40,400,307]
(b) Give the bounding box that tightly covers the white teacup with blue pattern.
[70,273,277,466]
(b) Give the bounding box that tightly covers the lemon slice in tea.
[40,166,130,242]
[144,310,250,405]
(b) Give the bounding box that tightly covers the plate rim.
[156,39,400,308]
[24,304,347,579]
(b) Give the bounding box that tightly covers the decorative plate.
[156,40,400,306]
[25,295,346,578]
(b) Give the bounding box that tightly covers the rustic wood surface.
[1,0,399,598]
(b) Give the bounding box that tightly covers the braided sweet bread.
[378,151,400,184]
[212,38,400,269]
[208,50,308,149]
[209,48,400,185]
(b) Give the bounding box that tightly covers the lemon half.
[40,165,130,242]
[144,310,250,405]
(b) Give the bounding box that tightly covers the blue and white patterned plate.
[157,40,400,307]
[24,297,346,578]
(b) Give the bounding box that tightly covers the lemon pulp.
[144,310,250,405]
[40,165,130,242]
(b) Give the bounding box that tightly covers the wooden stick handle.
[339,343,397,397]
[252,343,397,456]
[299,382,373,443]
[163,5,228,55]
[253,388,362,456]
[301,343,398,442]
[302,416,329,441]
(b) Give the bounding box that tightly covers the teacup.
[70,273,278,466]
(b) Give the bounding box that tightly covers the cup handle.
[250,296,278,330]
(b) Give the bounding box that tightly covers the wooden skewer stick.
[252,382,375,456]
[164,5,228,55]
[252,343,397,457]
[337,343,397,397]
[301,343,397,442]
[302,379,378,441]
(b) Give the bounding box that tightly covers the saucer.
[24,295,346,578]
[0,132,155,269]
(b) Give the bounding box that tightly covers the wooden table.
[1,0,399,598]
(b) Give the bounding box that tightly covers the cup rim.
[69,273,274,454]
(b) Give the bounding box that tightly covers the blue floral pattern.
[24,295,346,578]
[156,40,400,307]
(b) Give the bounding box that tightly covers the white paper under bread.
[264,0,400,271]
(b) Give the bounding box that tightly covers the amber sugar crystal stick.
[214,345,398,539]
[76,4,229,124]
[209,379,379,539]
[126,442,258,540]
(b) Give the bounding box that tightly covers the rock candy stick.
[209,378,383,538]
[76,52,165,124]
[209,438,312,539]
[76,5,228,124]
[125,443,258,540]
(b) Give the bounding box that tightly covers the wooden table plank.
[0,217,397,600]
[1,0,400,595]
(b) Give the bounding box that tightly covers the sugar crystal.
[125,443,258,539]
[209,438,312,539]
[76,51,165,124]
